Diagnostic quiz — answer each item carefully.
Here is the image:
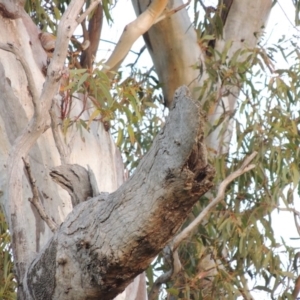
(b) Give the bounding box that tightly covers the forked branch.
[150,152,258,294]
[3,0,100,286]
[104,0,168,71]
[104,0,193,72]
[26,86,215,300]
[154,0,192,24]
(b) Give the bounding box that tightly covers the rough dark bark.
[24,86,215,299]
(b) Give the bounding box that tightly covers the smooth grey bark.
[24,86,215,299]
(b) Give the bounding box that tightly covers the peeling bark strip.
[25,86,215,300]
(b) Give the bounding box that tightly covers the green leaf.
[116,128,123,147]
[254,285,272,293]
[87,109,101,128]
[77,72,90,90]
[98,81,113,107]
[127,124,135,144]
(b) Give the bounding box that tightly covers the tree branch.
[25,86,215,299]
[76,0,101,24]
[80,3,103,68]
[147,152,258,296]
[148,248,182,300]
[292,275,300,299]
[154,0,192,24]
[22,158,58,232]
[0,42,39,112]
[40,0,93,112]
[277,207,300,236]
[104,0,168,71]
[172,151,257,250]
[5,0,92,287]
[49,98,70,165]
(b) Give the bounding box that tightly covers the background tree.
[1,0,300,299]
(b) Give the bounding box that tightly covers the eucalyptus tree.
[1,0,300,299]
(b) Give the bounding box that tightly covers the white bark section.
[104,0,169,71]
[0,15,66,276]
[132,0,203,107]
[0,3,123,295]
[52,95,124,192]
[0,3,146,299]
[205,0,272,155]
[133,0,272,155]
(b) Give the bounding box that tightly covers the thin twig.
[239,273,255,300]
[76,0,101,24]
[99,39,144,56]
[198,0,207,12]
[278,207,300,216]
[81,21,88,40]
[154,0,192,24]
[172,151,258,250]
[128,45,146,68]
[277,1,300,33]
[148,249,182,300]
[49,97,70,165]
[0,42,40,113]
[22,157,58,232]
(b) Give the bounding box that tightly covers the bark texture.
[132,0,272,298]
[132,0,202,108]
[0,2,123,298]
[24,86,215,299]
[0,0,273,299]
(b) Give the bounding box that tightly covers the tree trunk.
[0,3,124,298]
[0,2,215,299]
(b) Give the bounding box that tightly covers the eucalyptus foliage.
[0,207,15,300]
[152,8,300,299]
